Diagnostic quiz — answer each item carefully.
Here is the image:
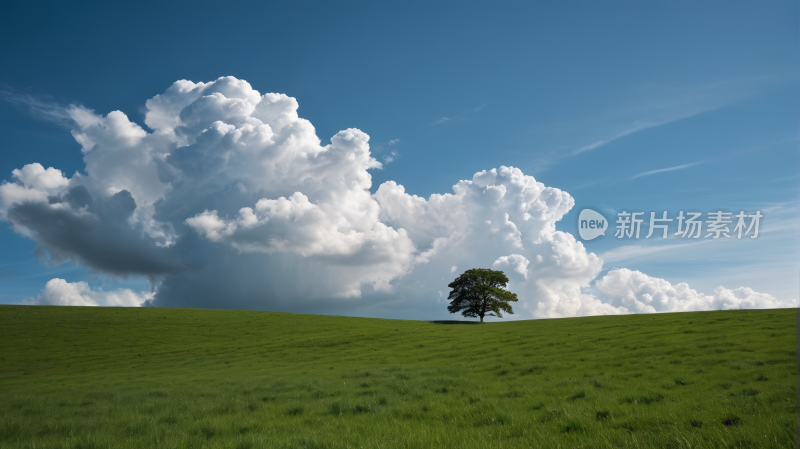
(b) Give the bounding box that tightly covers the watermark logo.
[577,208,608,241]
[575,208,763,242]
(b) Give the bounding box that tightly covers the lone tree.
[447,268,518,323]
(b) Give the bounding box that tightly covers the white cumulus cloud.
[596,268,793,313]
[12,163,69,190]
[0,76,786,318]
[32,278,152,307]
[492,254,530,279]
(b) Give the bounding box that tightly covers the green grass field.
[0,305,796,448]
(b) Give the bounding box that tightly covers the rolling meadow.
[0,305,796,448]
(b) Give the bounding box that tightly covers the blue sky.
[0,1,796,318]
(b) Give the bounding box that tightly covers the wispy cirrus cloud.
[373,139,401,164]
[570,75,780,156]
[430,103,488,126]
[567,178,607,192]
[373,138,401,151]
[572,121,662,155]
[519,75,778,175]
[524,110,707,175]
[383,150,398,164]
[629,161,702,180]
[598,240,711,264]
[0,89,75,127]
[566,159,702,190]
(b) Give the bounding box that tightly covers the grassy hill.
[0,305,795,448]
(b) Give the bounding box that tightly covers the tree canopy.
[446,268,518,323]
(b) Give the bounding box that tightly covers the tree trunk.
[480,315,484,323]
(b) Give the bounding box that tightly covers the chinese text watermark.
[576,208,763,242]
[613,210,762,239]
